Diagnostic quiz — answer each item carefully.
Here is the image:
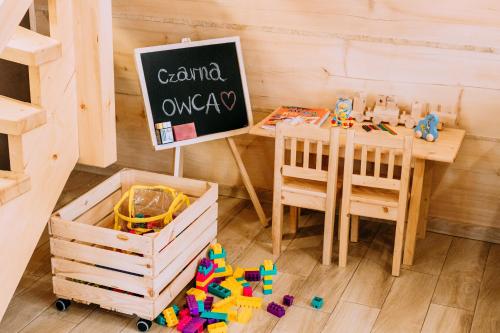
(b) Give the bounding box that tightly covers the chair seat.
[351,186,399,208]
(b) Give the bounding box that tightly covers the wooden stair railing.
[0,0,80,321]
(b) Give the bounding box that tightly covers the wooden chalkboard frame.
[134,36,253,151]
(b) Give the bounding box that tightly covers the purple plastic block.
[283,295,294,306]
[186,295,199,316]
[204,296,214,311]
[267,302,285,318]
[244,270,261,281]
[206,318,220,326]
[200,258,211,268]
[182,317,206,333]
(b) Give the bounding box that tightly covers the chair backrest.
[343,129,413,205]
[274,123,341,185]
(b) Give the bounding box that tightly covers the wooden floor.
[1,171,499,333]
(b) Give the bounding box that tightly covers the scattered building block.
[244,270,261,281]
[182,317,205,333]
[208,283,231,299]
[201,311,228,322]
[163,307,179,327]
[197,300,205,313]
[212,296,236,310]
[228,309,238,322]
[283,295,294,306]
[177,315,192,331]
[243,286,253,296]
[236,295,262,309]
[311,296,324,309]
[237,308,253,323]
[267,302,285,318]
[204,296,214,311]
[186,295,199,316]
[155,313,166,326]
[179,308,190,320]
[187,288,207,301]
[207,322,228,333]
[232,267,244,279]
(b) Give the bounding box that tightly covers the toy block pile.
[259,260,277,295]
[155,243,289,332]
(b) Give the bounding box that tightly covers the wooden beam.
[73,0,117,167]
[0,95,46,135]
[0,0,33,53]
[0,26,61,66]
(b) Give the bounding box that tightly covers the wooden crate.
[49,168,218,320]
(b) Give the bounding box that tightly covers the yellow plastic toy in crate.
[113,185,190,234]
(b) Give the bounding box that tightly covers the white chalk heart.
[220,91,237,111]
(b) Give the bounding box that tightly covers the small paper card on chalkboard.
[135,37,253,150]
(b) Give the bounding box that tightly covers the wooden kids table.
[250,115,465,266]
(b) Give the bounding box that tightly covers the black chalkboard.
[135,37,253,150]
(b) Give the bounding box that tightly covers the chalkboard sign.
[135,37,253,150]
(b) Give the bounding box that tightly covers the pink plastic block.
[243,286,253,297]
[177,316,192,331]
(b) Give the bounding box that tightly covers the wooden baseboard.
[428,217,500,244]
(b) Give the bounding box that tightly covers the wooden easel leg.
[226,138,268,227]
[173,147,183,177]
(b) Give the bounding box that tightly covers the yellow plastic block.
[237,308,252,324]
[212,296,236,310]
[195,273,214,288]
[236,295,262,309]
[263,259,274,271]
[221,278,243,297]
[243,267,259,272]
[162,307,178,327]
[263,284,273,291]
[263,275,273,281]
[212,304,232,314]
[187,288,206,301]
[228,309,238,322]
[233,267,244,279]
[211,243,223,255]
[207,321,228,333]
[214,258,226,268]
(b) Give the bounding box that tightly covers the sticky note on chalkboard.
[173,123,197,141]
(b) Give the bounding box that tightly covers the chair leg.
[350,215,359,242]
[338,212,350,267]
[289,207,299,235]
[272,202,284,259]
[392,217,406,276]
[322,207,335,266]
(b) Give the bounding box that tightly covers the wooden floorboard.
[1,170,499,333]
[432,237,490,311]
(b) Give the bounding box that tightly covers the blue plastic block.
[197,300,205,313]
[208,283,231,299]
[311,296,324,309]
[200,311,228,321]
[208,248,227,260]
[259,264,277,276]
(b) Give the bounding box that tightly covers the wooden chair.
[272,123,341,265]
[338,130,413,276]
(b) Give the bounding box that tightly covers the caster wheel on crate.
[136,318,152,332]
[55,298,71,312]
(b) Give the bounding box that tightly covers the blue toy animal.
[415,114,439,142]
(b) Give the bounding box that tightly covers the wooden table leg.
[403,158,425,266]
[226,138,269,227]
[417,161,433,239]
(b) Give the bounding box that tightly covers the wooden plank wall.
[34,0,499,242]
